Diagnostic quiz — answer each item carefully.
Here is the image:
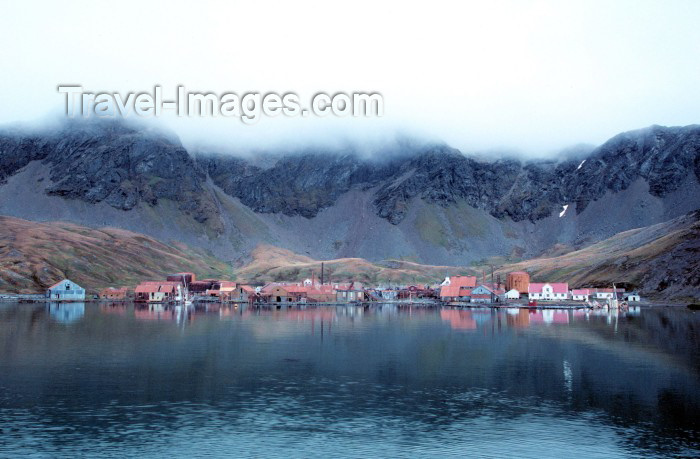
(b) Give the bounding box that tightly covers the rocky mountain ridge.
[0,121,222,232]
[0,119,699,265]
[2,121,699,229]
[199,124,700,225]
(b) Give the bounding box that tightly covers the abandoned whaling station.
[0,262,641,309]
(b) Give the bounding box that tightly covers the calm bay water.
[0,303,698,458]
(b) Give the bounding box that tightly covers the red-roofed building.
[134,281,181,303]
[263,285,305,303]
[99,286,130,300]
[305,284,338,303]
[236,285,256,302]
[528,282,569,301]
[205,281,238,300]
[440,276,477,301]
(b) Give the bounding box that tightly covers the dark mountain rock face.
[201,124,700,225]
[199,152,389,218]
[1,121,699,233]
[0,121,221,231]
[371,125,700,224]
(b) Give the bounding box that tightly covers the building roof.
[473,284,495,294]
[134,282,179,294]
[138,281,181,286]
[100,287,129,293]
[440,285,468,297]
[440,276,477,297]
[571,289,591,295]
[528,282,569,294]
[47,279,83,290]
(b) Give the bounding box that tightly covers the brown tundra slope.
[0,216,475,293]
[498,210,700,300]
[0,216,233,294]
[233,243,475,285]
[0,211,698,300]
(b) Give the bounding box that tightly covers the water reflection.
[118,303,645,332]
[48,302,85,323]
[0,302,696,457]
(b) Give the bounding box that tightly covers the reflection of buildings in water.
[134,304,175,321]
[241,304,370,322]
[543,310,569,324]
[286,308,337,322]
[528,310,569,325]
[335,305,366,318]
[440,308,476,330]
[568,307,642,327]
[506,309,531,328]
[48,302,85,323]
[372,304,398,318]
[218,305,238,319]
[505,309,570,328]
[191,303,219,319]
[471,309,492,326]
[100,303,127,315]
[586,306,642,322]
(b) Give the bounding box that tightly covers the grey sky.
[0,0,698,156]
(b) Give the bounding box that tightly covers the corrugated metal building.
[46,279,86,301]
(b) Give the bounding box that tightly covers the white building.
[505,289,520,300]
[528,283,569,300]
[571,289,591,301]
[593,289,622,300]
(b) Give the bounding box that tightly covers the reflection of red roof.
[528,283,569,294]
[440,276,477,297]
[134,307,174,321]
[440,309,477,330]
[286,309,336,321]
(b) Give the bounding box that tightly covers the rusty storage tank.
[506,271,530,294]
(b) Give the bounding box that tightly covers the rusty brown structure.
[506,271,530,294]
